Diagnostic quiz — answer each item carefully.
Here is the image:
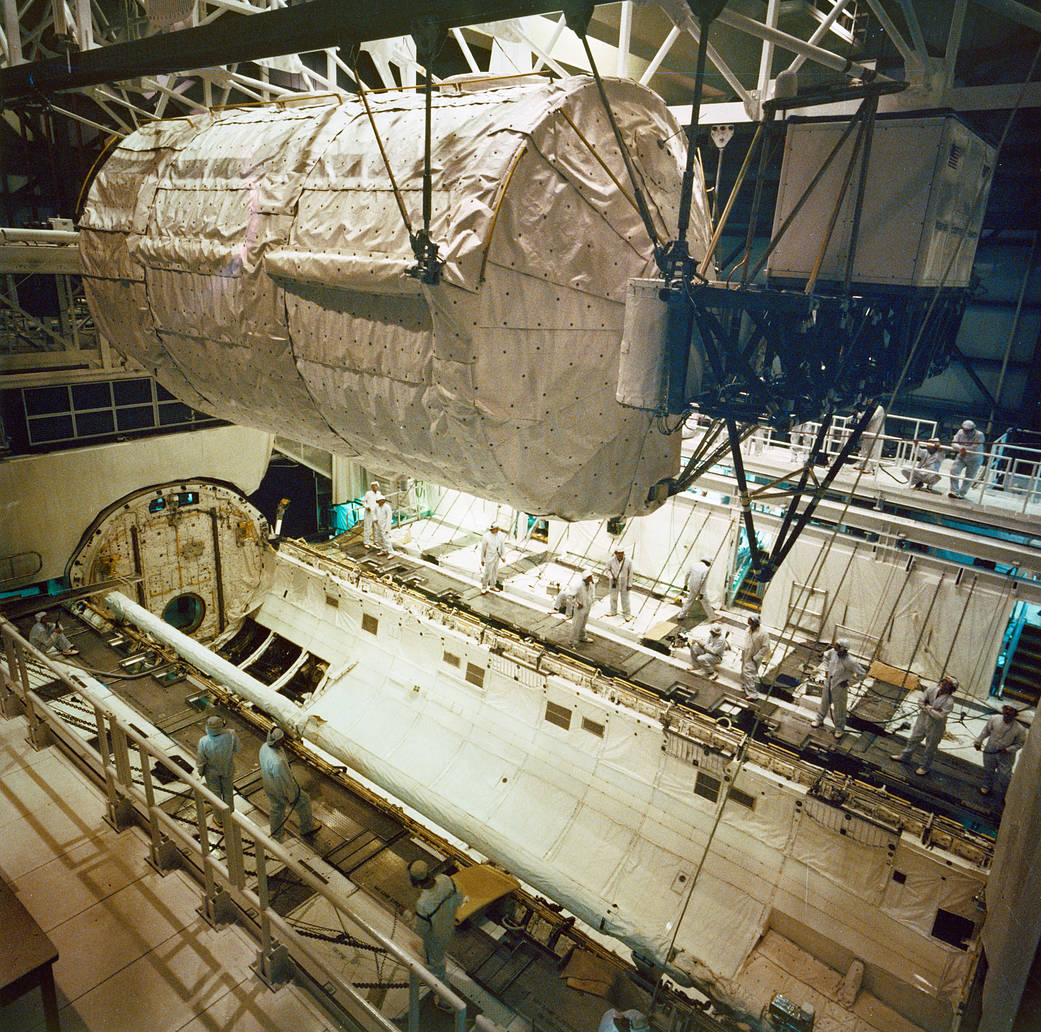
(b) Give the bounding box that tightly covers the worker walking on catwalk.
[259,726,318,840]
[554,571,596,646]
[974,703,1026,798]
[741,616,770,700]
[408,860,464,992]
[373,494,394,555]
[687,622,727,678]
[677,557,713,622]
[480,524,505,593]
[949,419,985,499]
[812,639,862,739]
[607,548,633,620]
[29,611,78,656]
[196,715,239,824]
[892,675,958,775]
[908,440,943,491]
[361,480,380,548]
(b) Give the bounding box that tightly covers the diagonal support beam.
[0,0,592,102]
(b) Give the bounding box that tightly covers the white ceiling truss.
[0,0,1038,143]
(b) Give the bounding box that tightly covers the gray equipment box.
[768,114,995,289]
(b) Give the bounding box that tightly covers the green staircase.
[1003,623,1041,706]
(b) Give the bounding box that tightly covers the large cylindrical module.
[80,76,711,519]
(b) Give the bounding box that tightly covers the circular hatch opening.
[162,592,206,635]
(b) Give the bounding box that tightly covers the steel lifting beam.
[0,0,594,103]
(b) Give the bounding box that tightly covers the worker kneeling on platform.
[688,623,727,679]
[408,859,464,1000]
[891,675,957,775]
[259,726,318,841]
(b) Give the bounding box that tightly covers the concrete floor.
[0,710,337,1032]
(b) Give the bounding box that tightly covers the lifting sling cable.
[650,489,858,1013]
[556,107,669,240]
[967,576,1016,694]
[937,573,977,683]
[352,59,415,241]
[697,120,763,278]
[804,113,868,296]
[571,28,665,260]
[891,569,948,715]
[746,102,866,282]
[635,505,704,618]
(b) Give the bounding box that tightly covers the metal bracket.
[255,941,294,989]
[202,888,237,928]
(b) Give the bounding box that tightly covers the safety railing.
[686,413,1041,514]
[0,619,502,1032]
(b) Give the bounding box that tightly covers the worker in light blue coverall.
[259,726,318,840]
[408,859,464,986]
[196,715,239,823]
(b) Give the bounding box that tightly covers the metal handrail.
[0,620,499,1032]
[686,414,1041,514]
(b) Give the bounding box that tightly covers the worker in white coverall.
[855,404,886,471]
[687,623,726,678]
[196,715,239,824]
[480,524,505,593]
[606,548,633,620]
[408,859,464,989]
[259,726,318,840]
[361,480,380,547]
[949,420,985,499]
[599,1009,649,1032]
[741,616,770,700]
[892,675,958,775]
[29,611,78,656]
[974,704,1026,797]
[373,494,394,555]
[909,440,943,491]
[677,557,713,622]
[554,571,595,646]
[812,639,863,739]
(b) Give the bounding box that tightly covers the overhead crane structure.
[2,1,1026,590]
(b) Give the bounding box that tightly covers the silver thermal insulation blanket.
[80,77,712,519]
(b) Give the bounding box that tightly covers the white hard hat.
[408,859,432,885]
[35,611,48,620]
[583,570,595,581]
[835,638,850,650]
[268,726,285,744]
[962,420,975,431]
[709,623,723,635]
